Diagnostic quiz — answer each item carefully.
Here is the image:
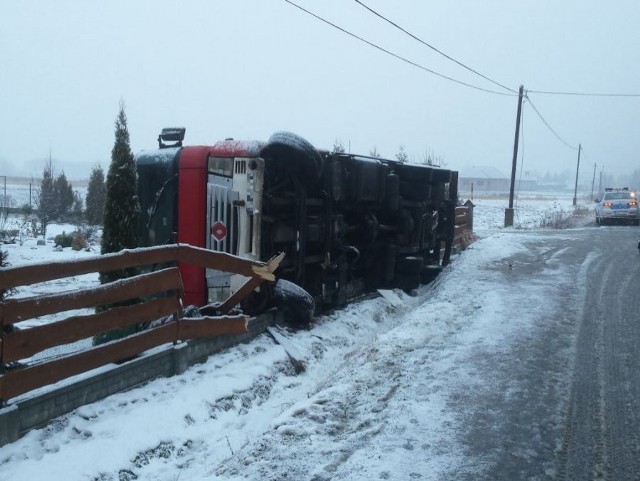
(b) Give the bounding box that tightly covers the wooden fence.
[0,245,284,403]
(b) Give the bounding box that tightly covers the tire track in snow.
[557,227,640,481]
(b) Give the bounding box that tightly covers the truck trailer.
[136,129,457,325]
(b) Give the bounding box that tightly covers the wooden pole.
[505,85,524,227]
[572,144,582,206]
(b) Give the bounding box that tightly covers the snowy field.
[0,177,87,210]
[0,192,595,480]
[461,191,593,231]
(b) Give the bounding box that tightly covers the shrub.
[54,231,74,248]
[1,249,15,300]
[0,229,19,244]
[71,231,87,251]
[539,205,591,229]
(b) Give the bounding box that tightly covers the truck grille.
[235,160,247,175]
[207,184,240,255]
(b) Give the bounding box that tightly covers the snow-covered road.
[1,224,599,481]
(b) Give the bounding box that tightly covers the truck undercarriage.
[136,130,457,325]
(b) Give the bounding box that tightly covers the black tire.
[260,131,324,186]
[272,279,315,328]
[396,256,424,274]
[240,283,273,316]
[396,272,421,292]
[420,264,442,284]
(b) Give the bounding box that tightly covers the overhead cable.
[524,94,579,151]
[528,89,640,97]
[354,0,517,94]
[282,0,516,96]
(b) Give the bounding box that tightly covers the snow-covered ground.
[0,195,594,480]
[0,178,87,210]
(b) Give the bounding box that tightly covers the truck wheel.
[240,283,273,316]
[396,256,424,274]
[272,279,315,328]
[420,264,442,284]
[260,131,324,186]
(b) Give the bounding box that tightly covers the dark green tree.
[0,249,12,301]
[85,165,107,225]
[0,208,15,301]
[101,101,141,273]
[36,158,57,238]
[95,102,142,344]
[72,191,83,223]
[54,171,74,219]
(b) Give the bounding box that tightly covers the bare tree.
[420,146,446,167]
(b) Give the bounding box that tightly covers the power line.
[353,0,517,94]
[282,0,516,96]
[524,94,579,151]
[527,89,640,97]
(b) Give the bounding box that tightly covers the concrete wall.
[0,311,277,447]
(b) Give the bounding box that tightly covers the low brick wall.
[0,311,278,447]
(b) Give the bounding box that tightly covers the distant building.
[459,166,510,193]
[517,172,539,191]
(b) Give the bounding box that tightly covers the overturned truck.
[136,129,458,325]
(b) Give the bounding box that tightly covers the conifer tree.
[53,171,74,219]
[100,101,140,281]
[85,165,107,225]
[95,102,142,344]
[0,249,11,301]
[395,145,408,163]
[72,191,83,222]
[36,158,56,238]
[0,210,13,300]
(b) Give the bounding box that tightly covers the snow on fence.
[452,201,474,251]
[0,245,284,403]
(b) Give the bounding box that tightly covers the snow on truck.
[135,128,458,325]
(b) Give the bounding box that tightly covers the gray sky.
[1,0,639,182]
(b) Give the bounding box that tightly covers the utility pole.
[572,144,582,206]
[598,167,603,196]
[590,163,597,202]
[505,85,524,227]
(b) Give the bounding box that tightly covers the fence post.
[464,199,474,233]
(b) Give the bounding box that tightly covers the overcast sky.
[1,0,639,181]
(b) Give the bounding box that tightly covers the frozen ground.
[0,195,594,480]
[0,177,87,210]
